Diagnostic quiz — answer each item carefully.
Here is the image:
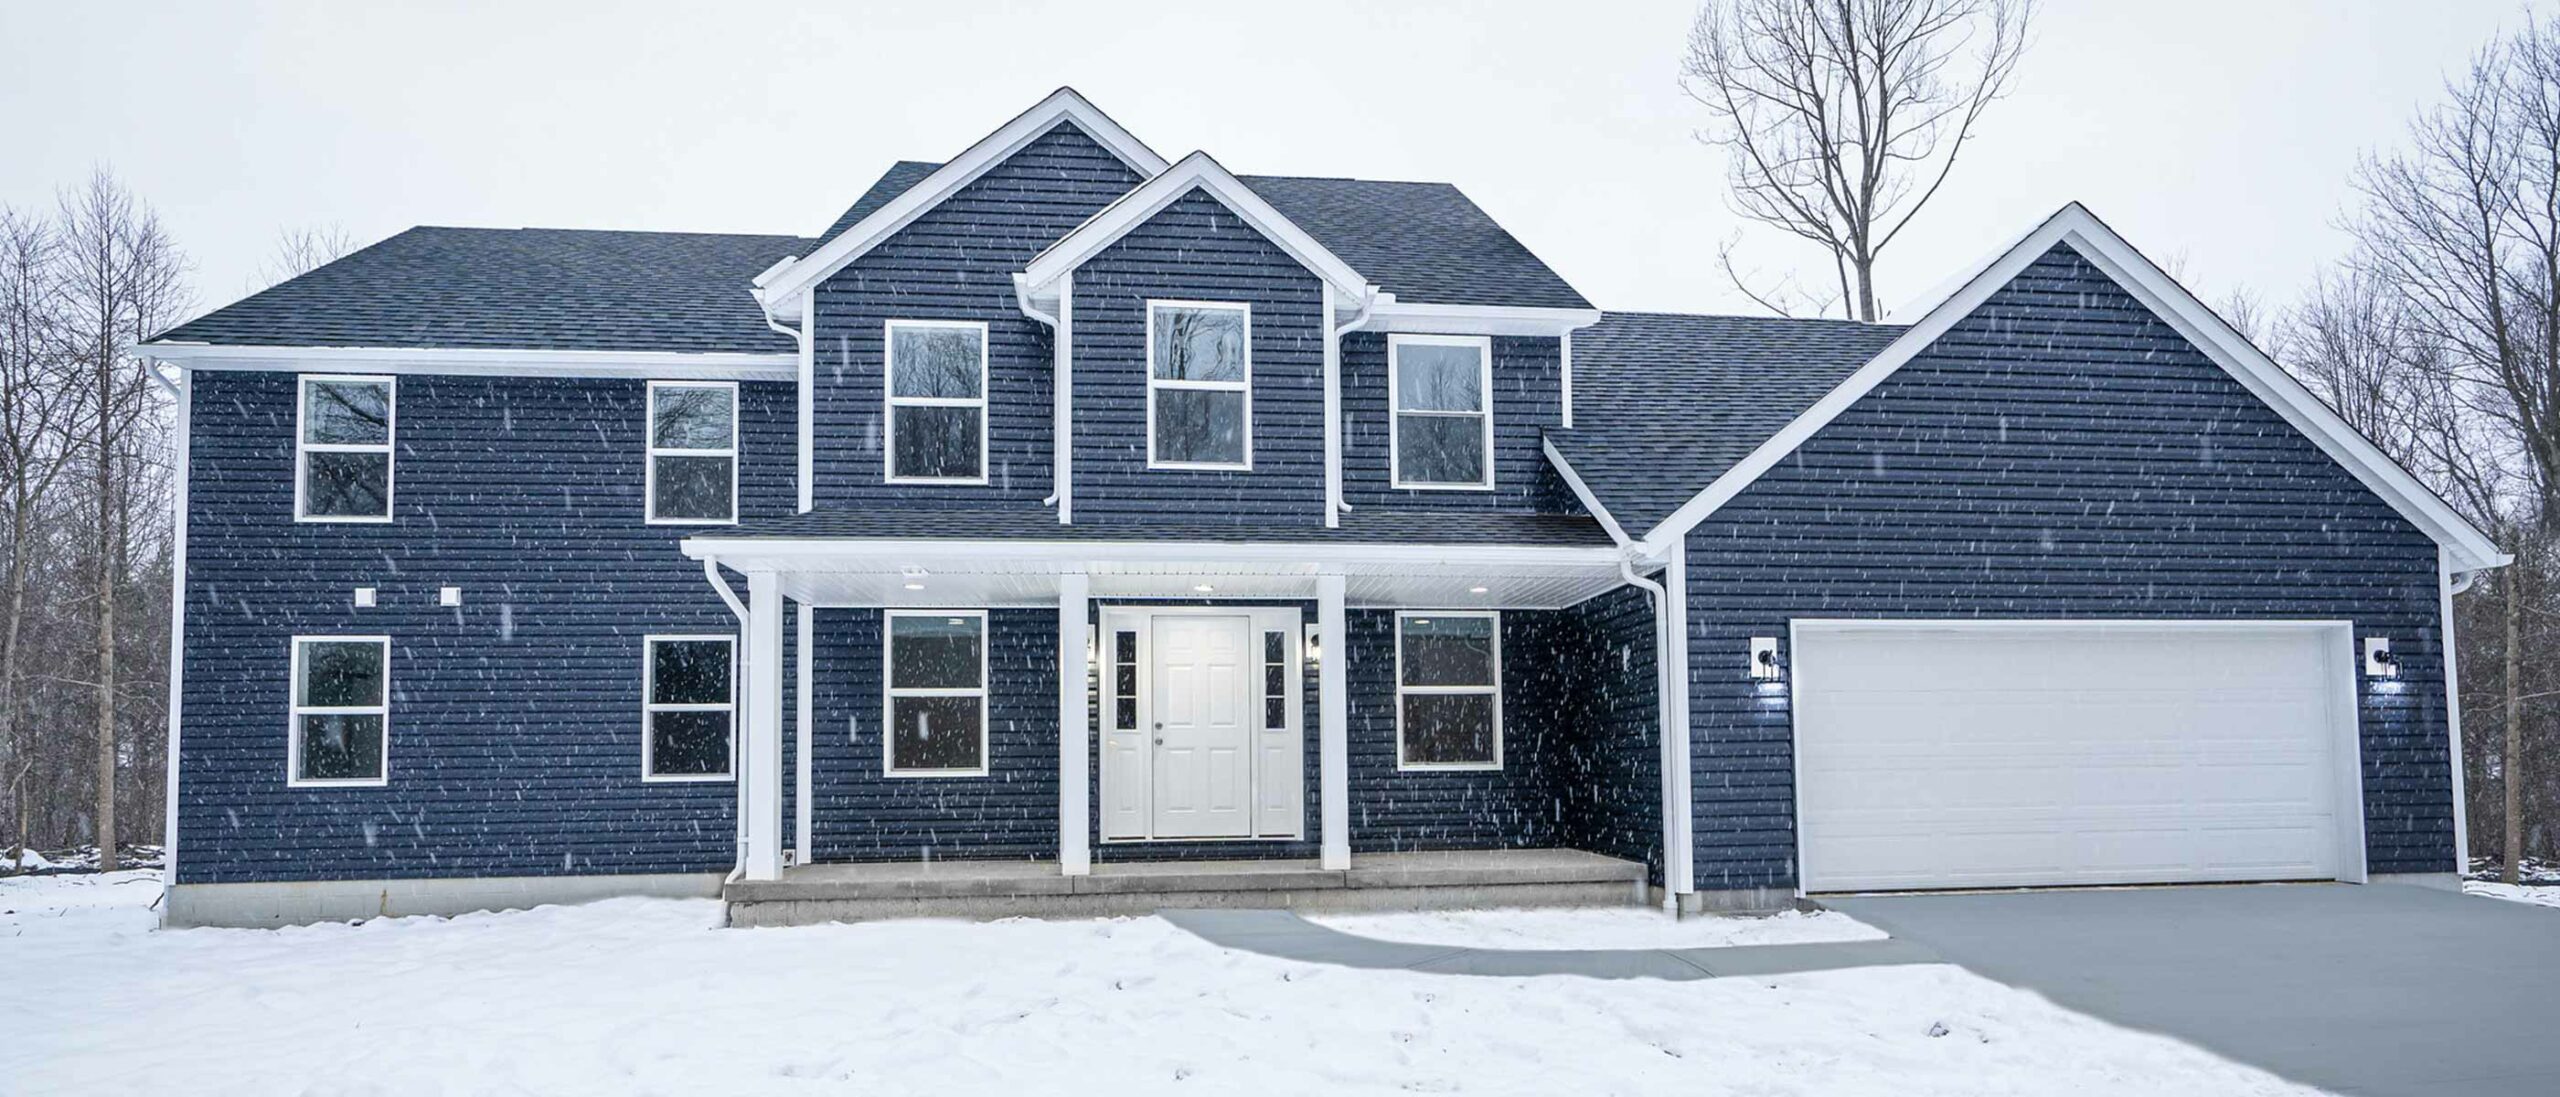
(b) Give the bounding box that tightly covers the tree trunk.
[2505,560,2524,885]
[1852,254,1879,322]
[2,493,30,869]
[93,356,115,873]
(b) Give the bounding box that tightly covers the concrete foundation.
[1673,886,1800,915]
[2369,871,2464,892]
[163,872,725,929]
[725,849,1649,927]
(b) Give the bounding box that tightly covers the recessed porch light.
[902,582,925,590]
[1193,583,1215,593]
[1468,586,1489,594]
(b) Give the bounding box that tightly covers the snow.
[0,873,2323,1096]
[2465,880,2560,909]
[5,847,52,870]
[1312,905,1887,950]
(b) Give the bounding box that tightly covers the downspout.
[1325,286,1378,521]
[756,285,814,514]
[1618,554,1681,914]
[1014,273,1069,519]
[700,555,751,882]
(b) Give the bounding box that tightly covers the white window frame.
[641,633,737,783]
[1387,334,1496,491]
[644,379,740,525]
[294,374,397,523]
[286,634,391,788]
[881,319,991,485]
[1145,299,1253,471]
[881,609,991,778]
[1393,610,1503,772]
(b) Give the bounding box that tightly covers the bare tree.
[1681,0,2033,320]
[254,224,356,290]
[52,170,188,872]
[0,207,82,868]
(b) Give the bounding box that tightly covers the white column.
[741,570,786,881]
[795,604,815,865]
[1058,573,1093,875]
[2440,547,2470,870]
[1664,540,1695,898]
[1318,574,1350,870]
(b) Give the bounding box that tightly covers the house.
[141,89,2506,929]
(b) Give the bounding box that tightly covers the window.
[296,375,395,521]
[1389,335,1493,489]
[1395,612,1501,770]
[884,320,989,483]
[884,610,988,776]
[288,636,390,787]
[1112,629,1139,731]
[646,381,737,523]
[644,635,735,781]
[1147,301,1250,468]
[1262,629,1289,731]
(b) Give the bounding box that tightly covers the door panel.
[1150,615,1255,838]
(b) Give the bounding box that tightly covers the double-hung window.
[1147,301,1251,469]
[296,375,395,521]
[643,635,735,780]
[1388,334,1494,489]
[884,320,989,483]
[646,380,738,523]
[1395,612,1502,770]
[884,610,989,776]
[288,636,390,787]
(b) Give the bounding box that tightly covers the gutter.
[1617,554,1684,914]
[757,278,815,514]
[699,555,752,883]
[1013,272,1070,517]
[1326,286,1378,518]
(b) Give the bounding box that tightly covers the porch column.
[1318,573,1350,870]
[741,570,786,881]
[1058,573,1092,875]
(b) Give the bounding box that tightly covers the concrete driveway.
[1828,883,2560,1097]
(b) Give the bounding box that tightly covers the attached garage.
[1792,620,2367,893]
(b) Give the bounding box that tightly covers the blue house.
[142,89,2507,928]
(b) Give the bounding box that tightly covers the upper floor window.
[1389,335,1494,489]
[1147,301,1251,469]
[885,320,989,483]
[289,635,390,787]
[296,375,394,522]
[643,635,735,781]
[646,380,737,524]
[1395,612,1502,770]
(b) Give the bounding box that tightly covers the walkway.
[1158,907,1940,980]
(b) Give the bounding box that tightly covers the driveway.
[1828,883,2560,1097]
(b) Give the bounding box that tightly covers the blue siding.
[808,123,1144,510]
[176,371,794,884]
[1069,188,1329,525]
[1341,333,1566,512]
[1552,584,1664,880]
[1682,244,2456,892]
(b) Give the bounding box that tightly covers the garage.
[1792,620,2365,893]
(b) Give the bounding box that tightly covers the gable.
[830,123,1146,286]
[1021,151,1368,309]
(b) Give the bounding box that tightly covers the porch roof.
[694,507,1620,547]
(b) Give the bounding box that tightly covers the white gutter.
[756,280,815,514]
[698,555,751,882]
[1326,286,1378,519]
[1013,272,1071,519]
[1617,555,1683,913]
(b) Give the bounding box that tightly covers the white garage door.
[1794,621,2361,893]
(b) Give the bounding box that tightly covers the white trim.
[1057,575,1092,872]
[881,319,992,485]
[1558,330,1574,429]
[161,369,190,898]
[644,380,740,526]
[1054,274,1075,523]
[1392,610,1504,771]
[1539,438,1635,546]
[1316,575,1350,869]
[1662,541,1694,896]
[795,286,815,513]
[1631,204,2510,573]
[640,634,739,783]
[1023,151,1372,305]
[141,341,796,380]
[1145,300,1254,470]
[285,635,391,789]
[740,571,785,881]
[1095,603,1305,842]
[680,535,1625,570]
[881,609,992,778]
[756,88,1170,316]
[1353,300,1602,338]
[1786,616,2373,892]
[1387,334,1495,491]
[795,607,814,860]
[1321,285,1343,527]
[293,374,395,524]
[2440,548,2472,870]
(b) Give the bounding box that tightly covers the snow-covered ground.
[2465,880,2560,908]
[0,872,2323,1096]
[1314,905,1886,950]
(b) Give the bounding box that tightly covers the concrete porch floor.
[724,849,1649,927]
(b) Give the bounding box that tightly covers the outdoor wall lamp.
[1305,624,1323,667]
[2365,636,2399,679]
[1750,636,1783,681]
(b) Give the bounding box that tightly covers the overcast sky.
[0,1,2528,325]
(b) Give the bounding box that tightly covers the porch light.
[1304,623,1322,666]
[901,565,927,591]
[1193,583,1215,593]
[2364,637,2398,679]
[1468,586,1489,594]
[1749,636,1783,681]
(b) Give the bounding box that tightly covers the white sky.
[0,1,2526,322]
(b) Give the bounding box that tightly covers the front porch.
[724,848,1649,927]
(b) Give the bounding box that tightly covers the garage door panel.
[1796,623,2352,892]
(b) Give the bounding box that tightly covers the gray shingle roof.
[1555,312,1906,536]
[154,226,812,354]
[819,162,1590,310]
[711,507,1617,547]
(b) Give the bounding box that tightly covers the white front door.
[1149,614,1256,838]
